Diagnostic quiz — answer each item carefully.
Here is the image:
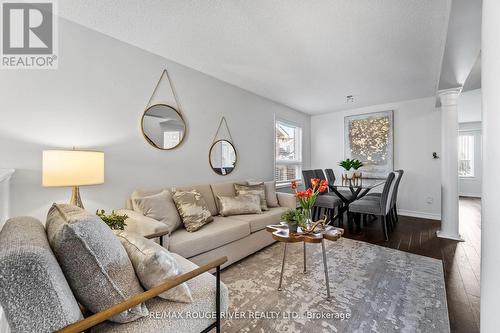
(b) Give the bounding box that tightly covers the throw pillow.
[114,231,193,303]
[132,190,182,233]
[217,194,262,217]
[172,190,214,232]
[234,183,268,211]
[248,180,279,207]
[45,204,148,323]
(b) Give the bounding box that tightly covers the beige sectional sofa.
[118,181,297,268]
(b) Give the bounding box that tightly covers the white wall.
[311,97,441,219]
[458,122,482,197]
[481,1,500,330]
[0,18,310,221]
[458,89,482,123]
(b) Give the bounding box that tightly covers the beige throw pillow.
[45,204,148,323]
[115,231,193,303]
[234,183,268,211]
[172,190,214,232]
[217,195,262,217]
[132,190,181,233]
[249,180,279,207]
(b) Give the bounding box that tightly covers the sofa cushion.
[217,194,262,217]
[249,180,279,207]
[231,207,288,233]
[172,190,214,232]
[90,252,229,333]
[115,231,192,303]
[235,183,268,211]
[168,216,250,258]
[176,184,218,216]
[46,204,148,323]
[0,217,83,333]
[132,190,182,233]
[210,181,237,212]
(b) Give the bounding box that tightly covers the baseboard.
[459,193,481,198]
[397,209,441,221]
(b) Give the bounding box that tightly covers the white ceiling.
[438,0,482,90]
[463,55,481,92]
[59,1,451,115]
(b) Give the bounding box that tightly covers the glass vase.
[302,208,313,230]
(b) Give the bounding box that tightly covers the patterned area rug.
[220,238,449,332]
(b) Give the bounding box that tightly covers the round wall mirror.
[141,104,186,150]
[209,140,237,175]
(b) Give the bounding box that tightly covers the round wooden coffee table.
[266,223,344,299]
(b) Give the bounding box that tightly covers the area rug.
[220,238,449,332]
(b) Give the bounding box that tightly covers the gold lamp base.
[70,186,84,209]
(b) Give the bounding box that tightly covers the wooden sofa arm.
[56,256,228,333]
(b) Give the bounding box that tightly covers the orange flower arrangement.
[291,178,328,211]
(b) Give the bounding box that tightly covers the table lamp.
[42,149,104,208]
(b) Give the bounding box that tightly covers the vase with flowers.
[291,178,328,231]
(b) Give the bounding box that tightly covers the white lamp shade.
[42,150,105,187]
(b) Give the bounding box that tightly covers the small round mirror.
[209,140,237,175]
[141,104,186,150]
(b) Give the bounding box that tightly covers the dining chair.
[324,168,354,201]
[312,169,343,224]
[302,170,342,223]
[391,170,404,224]
[366,169,404,229]
[348,172,396,241]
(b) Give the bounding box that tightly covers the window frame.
[274,118,303,187]
[458,132,476,178]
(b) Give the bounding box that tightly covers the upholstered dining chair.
[302,170,342,223]
[348,172,396,241]
[366,170,404,229]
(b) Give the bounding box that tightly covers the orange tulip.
[291,180,297,189]
[311,178,319,188]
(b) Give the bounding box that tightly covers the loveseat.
[118,181,297,268]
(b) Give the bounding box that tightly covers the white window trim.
[274,117,303,186]
[458,131,476,179]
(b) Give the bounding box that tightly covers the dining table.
[328,177,386,229]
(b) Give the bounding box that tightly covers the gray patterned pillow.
[45,204,148,323]
[114,231,193,303]
[217,195,262,217]
[248,180,279,207]
[234,183,268,211]
[172,190,214,232]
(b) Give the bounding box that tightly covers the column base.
[436,230,464,242]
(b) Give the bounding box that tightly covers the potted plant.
[339,159,354,179]
[96,209,128,230]
[281,209,302,234]
[291,179,328,230]
[351,159,364,178]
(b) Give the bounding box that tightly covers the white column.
[437,88,463,241]
[481,1,500,331]
[0,169,15,230]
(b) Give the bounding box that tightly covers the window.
[459,135,475,177]
[275,120,302,185]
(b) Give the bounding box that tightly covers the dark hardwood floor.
[339,197,481,333]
